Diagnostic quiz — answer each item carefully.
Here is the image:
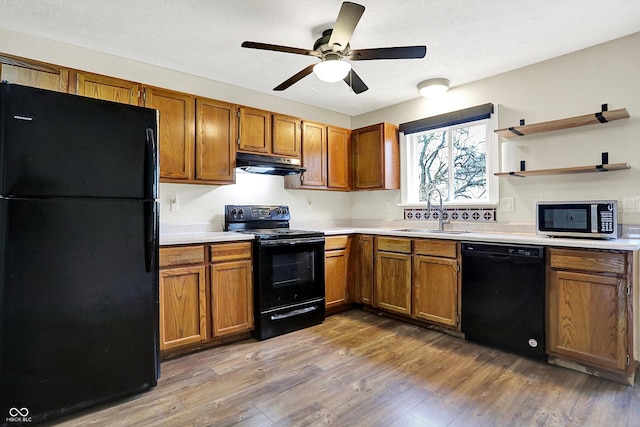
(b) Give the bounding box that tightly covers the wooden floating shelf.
[494,108,630,138]
[495,162,630,177]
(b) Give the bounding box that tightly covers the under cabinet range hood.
[236,152,306,175]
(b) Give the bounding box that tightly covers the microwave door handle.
[591,205,598,233]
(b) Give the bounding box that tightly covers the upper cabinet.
[284,123,351,191]
[238,106,271,154]
[0,55,70,93]
[145,87,195,181]
[195,98,237,183]
[272,114,302,158]
[352,122,400,190]
[77,73,142,105]
[327,126,351,190]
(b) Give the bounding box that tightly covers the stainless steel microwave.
[536,200,618,239]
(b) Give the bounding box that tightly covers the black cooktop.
[224,204,323,240]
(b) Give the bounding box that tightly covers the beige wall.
[353,32,640,225]
[3,28,639,227]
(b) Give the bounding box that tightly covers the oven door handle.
[259,237,325,246]
[270,305,318,321]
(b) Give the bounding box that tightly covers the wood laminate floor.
[49,309,639,427]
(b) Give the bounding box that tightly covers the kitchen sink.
[394,228,468,234]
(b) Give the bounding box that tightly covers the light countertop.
[160,226,640,250]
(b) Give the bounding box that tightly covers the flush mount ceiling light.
[417,78,450,98]
[313,54,352,83]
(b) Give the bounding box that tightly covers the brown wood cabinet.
[356,235,374,306]
[352,122,399,190]
[547,248,633,384]
[195,98,236,183]
[159,241,253,357]
[375,237,412,315]
[77,73,141,105]
[238,106,271,154]
[159,245,208,350]
[209,242,253,337]
[145,87,195,181]
[285,123,351,191]
[325,235,353,313]
[272,114,301,158]
[412,239,460,329]
[0,55,70,92]
[327,126,351,190]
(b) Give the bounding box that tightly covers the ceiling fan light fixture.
[313,58,351,83]
[417,78,450,98]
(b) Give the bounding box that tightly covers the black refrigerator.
[0,83,160,425]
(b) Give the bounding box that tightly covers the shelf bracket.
[508,127,524,136]
[596,104,609,123]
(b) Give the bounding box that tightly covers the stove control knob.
[277,207,287,215]
[238,208,244,216]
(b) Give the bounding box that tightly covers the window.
[400,104,498,206]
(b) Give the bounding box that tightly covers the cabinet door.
[77,73,141,105]
[210,260,253,337]
[375,251,411,315]
[353,124,383,189]
[357,235,374,305]
[327,126,351,190]
[325,248,348,309]
[272,114,301,158]
[238,106,271,153]
[0,58,69,92]
[195,98,236,183]
[299,121,327,187]
[548,269,628,371]
[159,266,208,350]
[413,255,458,327]
[145,87,195,181]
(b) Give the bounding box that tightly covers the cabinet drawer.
[413,239,457,258]
[549,248,626,275]
[210,242,252,262]
[325,235,349,251]
[376,237,411,254]
[160,245,205,268]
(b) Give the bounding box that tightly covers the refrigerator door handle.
[144,202,158,273]
[145,128,159,200]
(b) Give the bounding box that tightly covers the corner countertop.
[159,225,640,250]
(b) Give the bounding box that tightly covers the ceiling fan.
[241,1,427,94]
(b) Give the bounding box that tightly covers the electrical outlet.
[170,196,179,212]
[385,202,392,212]
[634,197,640,212]
[500,197,515,212]
[623,197,635,212]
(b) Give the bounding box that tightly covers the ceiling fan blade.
[328,2,365,51]
[242,41,319,57]
[348,46,427,60]
[343,69,368,94]
[273,64,316,91]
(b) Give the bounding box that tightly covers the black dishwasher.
[461,242,546,360]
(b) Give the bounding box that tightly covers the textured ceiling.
[1,0,639,116]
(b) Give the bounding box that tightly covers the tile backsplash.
[403,207,497,222]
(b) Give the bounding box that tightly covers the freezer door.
[0,83,158,199]
[0,198,159,423]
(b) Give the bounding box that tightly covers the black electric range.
[224,205,325,339]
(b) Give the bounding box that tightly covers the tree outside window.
[415,120,488,203]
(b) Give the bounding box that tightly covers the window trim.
[400,106,499,208]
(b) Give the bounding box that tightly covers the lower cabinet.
[356,235,374,305]
[324,235,353,313]
[412,239,460,329]
[547,247,633,383]
[159,245,208,350]
[210,242,253,337]
[375,237,412,315]
[159,241,253,357]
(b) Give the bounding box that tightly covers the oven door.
[254,236,325,311]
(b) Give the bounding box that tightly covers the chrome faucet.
[427,188,449,231]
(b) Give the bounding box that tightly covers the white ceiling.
[2,0,640,116]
